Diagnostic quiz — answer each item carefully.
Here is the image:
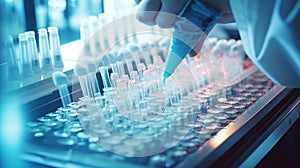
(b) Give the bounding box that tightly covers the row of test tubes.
[79,9,169,58]
[24,14,275,161]
[74,12,176,150]
[72,11,255,143]
[56,34,273,159]
[5,27,64,81]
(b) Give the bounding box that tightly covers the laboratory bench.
[1,1,299,167]
[5,62,300,168]
[1,29,300,168]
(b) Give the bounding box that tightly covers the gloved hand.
[136,0,234,55]
[136,0,190,28]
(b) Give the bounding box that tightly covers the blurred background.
[0,0,139,44]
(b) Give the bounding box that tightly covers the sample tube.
[99,66,112,89]
[5,36,20,80]
[80,19,91,56]
[98,13,109,49]
[227,39,236,47]
[158,37,171,60]
[88,16,101,55]
[38,28,54,72]
[25,31,41,73]
[111,13,120,45]
[127,43,141,67]
[48,27,64,70]
[109,51,119,74]
[110,72,119,88]
[75,64,93,98]
[116,49,126,77]
[52,71,72,108]
[122,48,134,77]
[230,41,244,78]
[19,33,33,78]
[98,53,112,90]
[86,61,101,97]
[139,42,152,67]
[137,63,146,82]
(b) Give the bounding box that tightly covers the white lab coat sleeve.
[229,0,300,88]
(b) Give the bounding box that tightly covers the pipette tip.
[162,77,166,89]
[162,71,171,89]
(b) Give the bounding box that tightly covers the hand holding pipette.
[136,0,222,87]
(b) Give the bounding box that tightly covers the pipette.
[163,0,221,86]
[52,71,71,108]
[5,36,20,80]
[48,27,64,70]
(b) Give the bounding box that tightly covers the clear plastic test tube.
[88,16,101,55]
[80,19,91,56]
[111,13,120,45]
[97,13,109,49]
[229,41,246,88]
[86,61,101,98]
[139,42,152,68]
[38,28,54,72]
[99,66,112,89]
[109,51,119,74]
[5,36,20,80]
[25,31,41,73]
[127,43,141,67]
[158,37,171,60]
[137,63,146,82]
[98,54,112,90]
[52,71,72,108]
[19,33,33,78]
[122,48,134,77]
[48,27,64,70]
[75,64,93,98]
[116,49,126,77]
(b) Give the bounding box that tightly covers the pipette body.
[163,0,221,84]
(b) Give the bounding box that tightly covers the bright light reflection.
[209,124,236,149]
[1,102,23,145]
[1,96,24,167]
